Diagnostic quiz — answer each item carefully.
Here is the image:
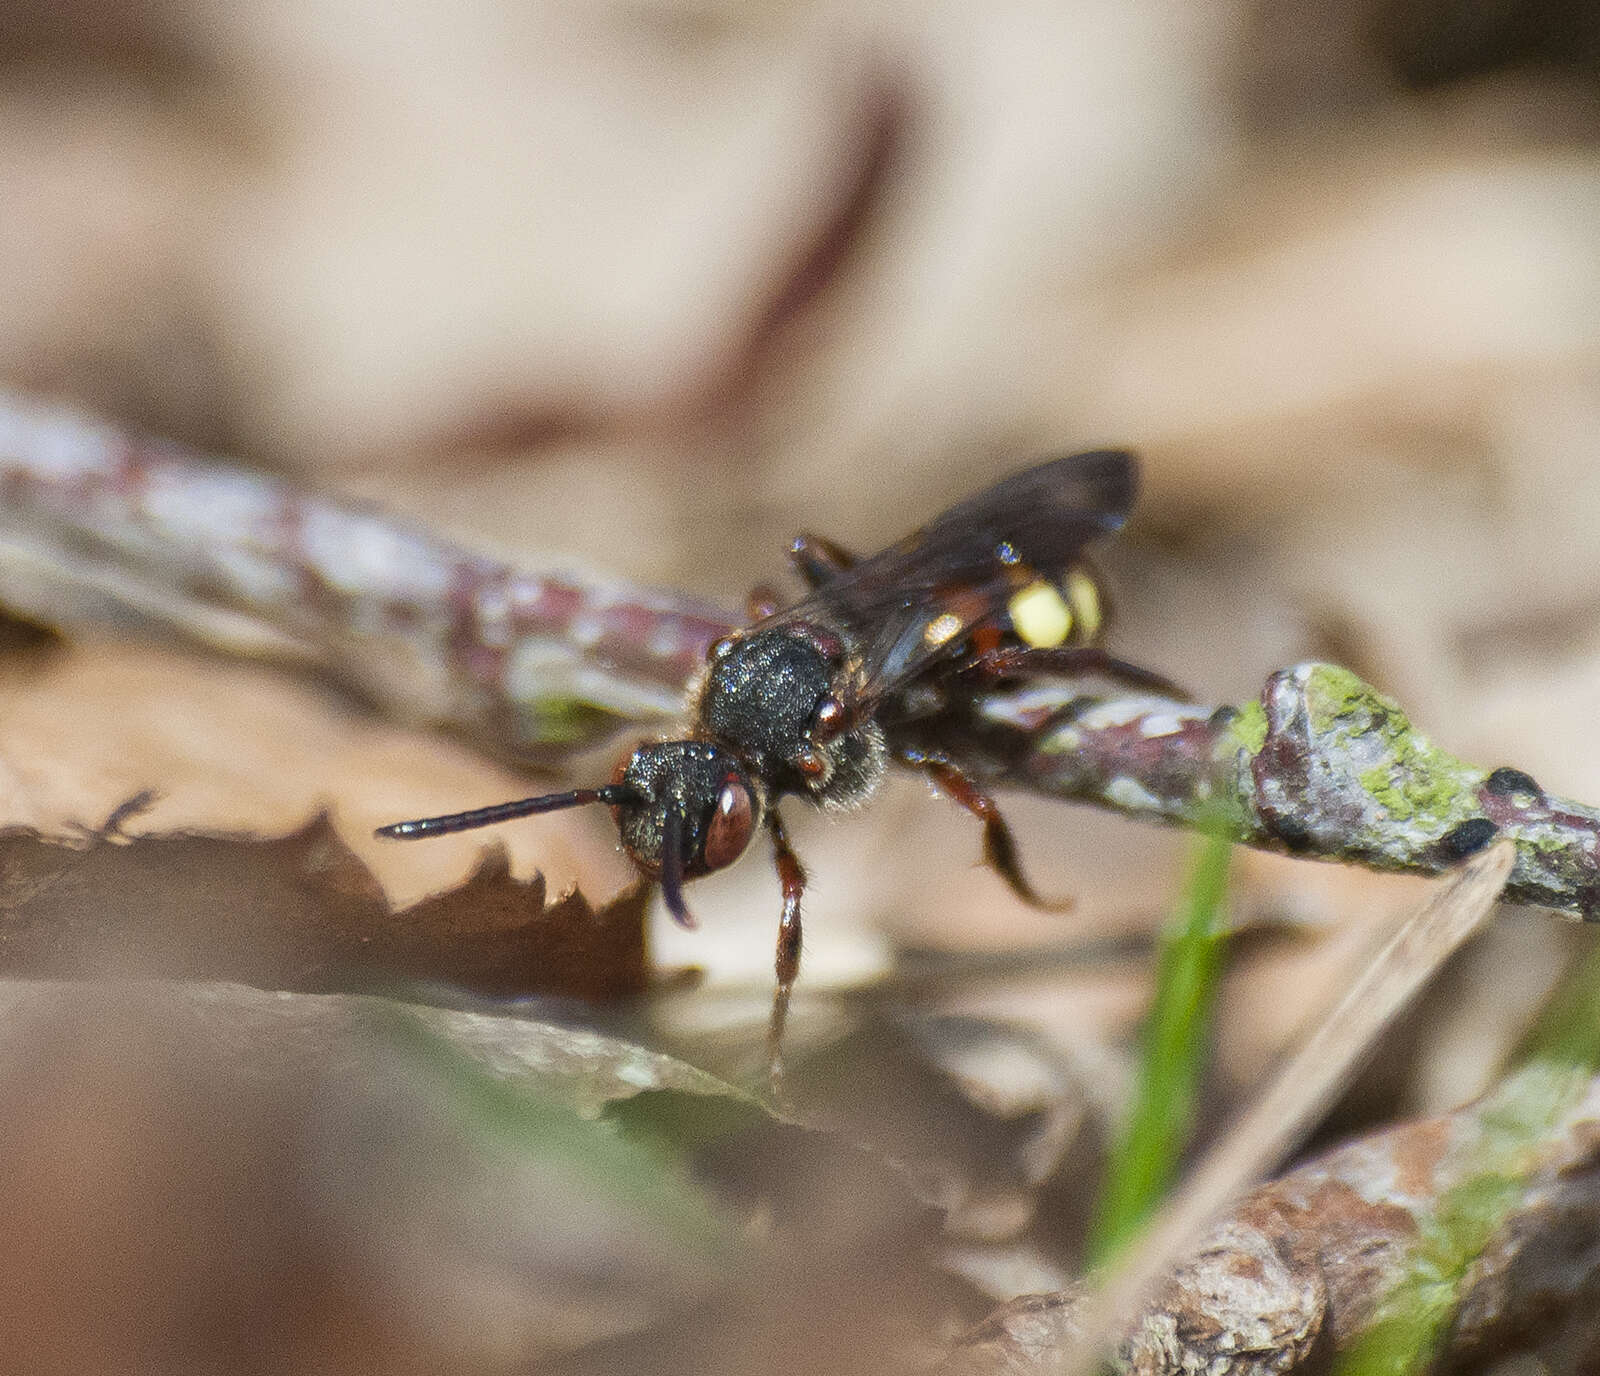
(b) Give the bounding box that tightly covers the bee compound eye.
[702,778,755,871]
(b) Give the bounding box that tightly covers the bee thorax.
[695,625,886,806]
[699,628,831,768]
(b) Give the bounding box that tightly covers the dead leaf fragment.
[0,811,649,1000]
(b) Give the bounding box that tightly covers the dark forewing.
[776,450,1136,699]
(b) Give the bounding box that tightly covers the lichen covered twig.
[1048,843,1513,1376]
[936,664,1600,919]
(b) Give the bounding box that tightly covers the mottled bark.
[0,394,732,765]
[931,664,1600,919]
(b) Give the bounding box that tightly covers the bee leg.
[908,749,1072,913]
[765,810,808,1092]
[968,645,1188,700]
[746,584,782,621]
[788,532,858,590]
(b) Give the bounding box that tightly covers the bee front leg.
[765,810,808,1091]
[902,748,1071,913]
[787,532,858,590]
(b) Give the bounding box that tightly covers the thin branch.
[944,1055,1600,1374]
[918,667,1600,918]
[3,395,1599,915]
[0,393,734,765]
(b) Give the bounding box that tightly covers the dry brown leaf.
[0,809,649,999]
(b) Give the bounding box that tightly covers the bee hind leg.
[764,811,808,1094]
[967,645,1188,700]
[906,749,1072,913]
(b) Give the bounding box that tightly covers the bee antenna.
[375,783,636,841]
[659,806,698,930]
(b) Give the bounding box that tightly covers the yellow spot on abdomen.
[923,611,964,648]
[1008,580,1073,648]
[1066,568,1102,640]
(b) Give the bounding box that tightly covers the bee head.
[375,738,762,930]
[610,740,763,928]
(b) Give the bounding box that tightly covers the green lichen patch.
[1036,724,1084,757]
[1292,666,1484,834]
[1527,828,1572,856]
[1358,760,1452,826]
[1342,745,1476,841]
[518,695,626,746]
[1223,699,1268,756]
[1303,663,1403,737]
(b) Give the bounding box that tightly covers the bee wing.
[779,450,1136,702]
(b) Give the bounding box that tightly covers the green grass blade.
[1087,829,1232,1267]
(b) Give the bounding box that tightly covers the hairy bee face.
[611,740,762,878]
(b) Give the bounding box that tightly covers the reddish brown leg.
[966,644,1187,700]
[765,810,808,1094]
[788,532,858,590]
[746,584,782,621]
[909,750,1071,913]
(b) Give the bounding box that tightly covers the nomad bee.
[378,451,1171,1076]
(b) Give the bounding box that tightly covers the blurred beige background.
[4,0,1600,1102]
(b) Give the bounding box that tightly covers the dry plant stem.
[0,394,734,764]
[1056,841,1515,1376]
[1,396,1598,917]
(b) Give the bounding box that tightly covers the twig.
[945,1052,1600,1374]
[0,393,733,765]
[3,395,1599,916]
[921,668,1600,918]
